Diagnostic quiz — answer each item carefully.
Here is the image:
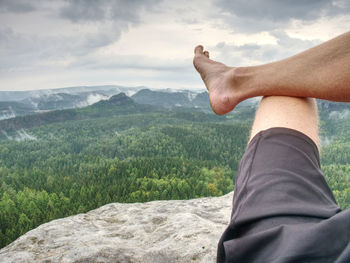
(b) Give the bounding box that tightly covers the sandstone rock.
[0,192,233,263]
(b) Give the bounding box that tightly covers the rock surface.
[0,192,233,263]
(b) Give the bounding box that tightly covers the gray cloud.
[0,26,122,72]
[0,0,164,73]
[271,31,321,50]
[60,0,161,23]
[0,0,36,13]
[214,31,321,65]
[56,0,163,55]
[68,54,192,72]
[60,0,107,22]
[217,0,330,21]
[1,0,350,91]
[214,0,350,32]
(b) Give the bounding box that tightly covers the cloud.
[60,0,108,22]
[86,93,109,105]
[329,109,350,119]
[0,106,16,120]
[59,0,161,23]
[320,136,333,146]
[1,0,350,91]
[0,0,36,13]
[213,31,320,66]
[217,0,330,21]
[69,53,192,72]
[2,129,37,141]
[0,0,165,74]
[214,0,350,32]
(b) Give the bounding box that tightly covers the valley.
[0,86,349,248]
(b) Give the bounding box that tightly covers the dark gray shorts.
[217,127,350,263]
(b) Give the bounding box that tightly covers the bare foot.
[193,45,241,115]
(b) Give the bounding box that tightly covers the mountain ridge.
[0,87,207,120]
[0,93,163,133]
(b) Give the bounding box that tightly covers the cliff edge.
[0,192,233,263]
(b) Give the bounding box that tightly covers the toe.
[194,45,204,55]
[204,51,209,58]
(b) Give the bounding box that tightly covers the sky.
[1,0,350,91]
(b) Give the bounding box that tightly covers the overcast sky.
[1,0,350,91]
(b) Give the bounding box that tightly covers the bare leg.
[250,96,319,146]
[193,31,350,115]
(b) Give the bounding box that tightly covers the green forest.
[0,95,349,248]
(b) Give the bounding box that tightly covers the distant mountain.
[0,87,210,121]
[0,93,163,132]
[0,85,148,120]
[131,89,193,108]
[22,93,87,110]
[84,92,161,116]
[4,85,349,125]
[131,89,260,110]
[0,87,212,121]
[93,92,133,107]
[192,92,210,108]
[0,85,144,102]
[131,89,210,109]
[21,92,111,111]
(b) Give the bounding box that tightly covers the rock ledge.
[0,192,233,263]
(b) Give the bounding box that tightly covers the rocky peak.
[107,92,133,105]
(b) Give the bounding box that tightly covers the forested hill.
[0,92,349,249]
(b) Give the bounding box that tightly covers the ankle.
[229,66,257,103]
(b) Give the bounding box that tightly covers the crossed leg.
[193,31,350,263]
[193,31,350,117]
